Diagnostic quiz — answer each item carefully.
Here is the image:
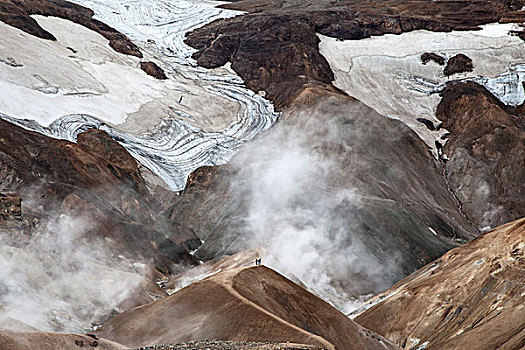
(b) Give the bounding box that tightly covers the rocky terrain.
[94,266,396,350]
[354,217,525,350]
[0,1,277,191]
[437,82,525,229]
[0,119,196,270]
[443,54,474,76]
[0,119,194,332]
[186,0,525,109]
[1,0,525,349]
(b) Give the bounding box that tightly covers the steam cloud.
[224,99,404,313]
[0,212,145,333]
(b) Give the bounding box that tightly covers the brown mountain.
[95,266,397,350]
[437,82,525,230]
[184,0,525,237]
[0,119,196,271]
[354,217,525,350]
[169,89,477,297]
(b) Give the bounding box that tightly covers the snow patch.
[319,23,525,155]
[428,227,438,236]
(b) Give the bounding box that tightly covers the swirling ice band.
[1,0,278,191]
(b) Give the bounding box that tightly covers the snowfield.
[319,23,525,154]
[0,0,277,191]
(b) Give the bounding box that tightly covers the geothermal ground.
[0,0,524,349]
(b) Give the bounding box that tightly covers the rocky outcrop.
[443,53,474,76]
[0,0,142,57]
[0,119,197,271]
[140,62,168,80]
[186,0,525,108]
[354,217,525,350]
[185,13,337,109]
[95,266,397,350]
[421,52,445,66]
[436,82,525,230]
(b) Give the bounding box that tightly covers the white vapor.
[0,213,144,333]
[228,100,404,313]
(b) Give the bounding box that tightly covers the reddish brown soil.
[355,217,525,350]
[95,266,396,350]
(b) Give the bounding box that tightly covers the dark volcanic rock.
[0,0,142,57]
[443,53,474,76]
[0,119,197,272]
[185,10,451,109]
[436,82,525,230]
[420,52,445,66]
[186,13,337,109]
[140,62,168,80]
[416,117,437,131]
[186,0,525,108]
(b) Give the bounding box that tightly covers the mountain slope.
[0,119,195,332]
[95,266,396,350]
[437,82,525,230]
[169,91,477,301]
[0,330,126,350]
[354,217,525,349]
[0,119,196,270]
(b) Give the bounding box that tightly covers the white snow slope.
[0,0,278,191]
[319,23,525,154]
